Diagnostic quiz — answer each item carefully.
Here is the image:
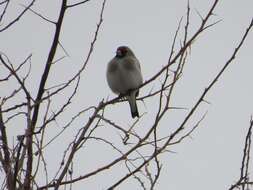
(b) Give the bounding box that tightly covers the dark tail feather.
[127,91,139,118]
[129,100,139,118]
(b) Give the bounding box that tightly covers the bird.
[106,46,143,118]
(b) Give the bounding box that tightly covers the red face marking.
[116,46,128,57]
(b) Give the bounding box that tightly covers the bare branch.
[23,0,68,188]
[0,0,9,26]
[165,17,253,147]
[19,4,56,24]
[228,117,253,190]
[13,136,25,189]
[240,120,252,189]
[0,54,32,100]
[66,0,92,9]
[0,106,14,189]
[0,0,36,32]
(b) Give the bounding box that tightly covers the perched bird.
[106,46,143,118]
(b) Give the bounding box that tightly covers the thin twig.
[0,0,36,32]
[66,0,92,8]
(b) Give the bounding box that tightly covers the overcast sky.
[1,0,253,189]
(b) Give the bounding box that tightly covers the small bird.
[106,46,143,118]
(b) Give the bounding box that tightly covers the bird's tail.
[127,91,139,118]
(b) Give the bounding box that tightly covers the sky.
[0,0,253,189]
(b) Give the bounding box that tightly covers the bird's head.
[116,46,135,58]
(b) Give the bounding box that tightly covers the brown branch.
[1,86,23,106]
[66,0,92,8]
[0,0,9,23]
[32,93,51,182]
[23,0,67,189]
[160,16,253,153]
[137,0,220,91]
[0,0,8,5]
[20,4,56,24]
[96,114,141,142]
[33,0,105,110]
[0,53,32,82]
[0,55,32,100]
[31,0,67,130]
[2,111,26,125]
[0,106,14,189]
[52,102,103,189]
[228,117,253,190]
[37,1,107,188]
[0,0,36,32]
[169,112,207,146]
[2,102,27,113]
[13,136,25,190]
[34,76,80,135]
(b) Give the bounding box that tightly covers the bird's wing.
[107,58,119,73]
[123,56,142,72]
